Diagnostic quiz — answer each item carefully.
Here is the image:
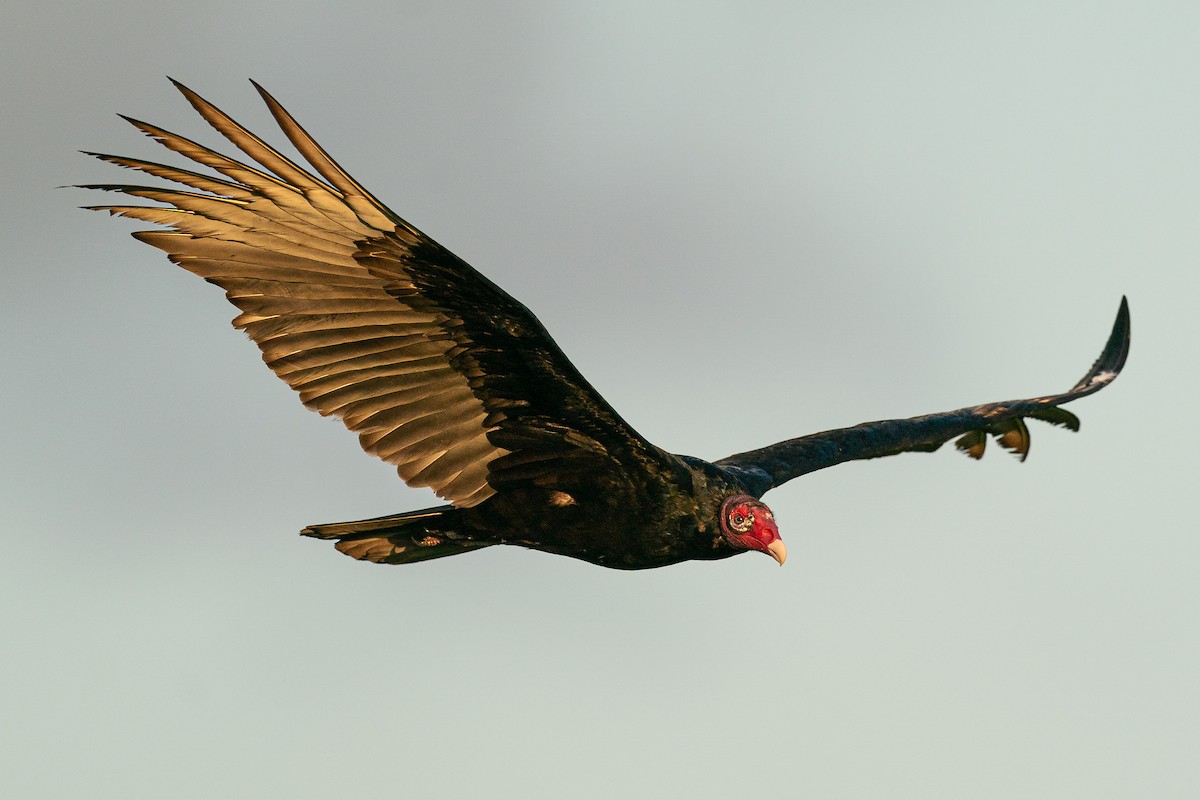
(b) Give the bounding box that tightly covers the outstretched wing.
[83,80,681,508]
[717,298,1130,496]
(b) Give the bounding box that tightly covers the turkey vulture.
[82,80,1130,570]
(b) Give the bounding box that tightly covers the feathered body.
[308,455,753,569]
[83,81,1129,570]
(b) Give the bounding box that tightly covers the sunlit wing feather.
[83,81,678,508]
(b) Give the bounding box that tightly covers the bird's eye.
[728,510,754,532]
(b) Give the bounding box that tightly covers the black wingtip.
[1102,295,1131,376]
[1071,296,1131,393]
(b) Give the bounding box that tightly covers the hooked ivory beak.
[766,539,787,566]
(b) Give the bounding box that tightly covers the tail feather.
[300,505,491,565]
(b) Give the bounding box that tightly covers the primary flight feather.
[83,80,1130,570]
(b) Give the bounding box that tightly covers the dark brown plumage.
[83,81,1129,570]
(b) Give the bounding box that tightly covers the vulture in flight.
[83,81,1130,570]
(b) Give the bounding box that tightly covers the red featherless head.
[719,495,786,565]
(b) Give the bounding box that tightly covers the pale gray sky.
[3,2,1197,797]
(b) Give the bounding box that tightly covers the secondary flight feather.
[82,80,1130,569]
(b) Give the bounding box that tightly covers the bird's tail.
[300,505,491,565]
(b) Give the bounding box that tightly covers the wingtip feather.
[168,77,200,102]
